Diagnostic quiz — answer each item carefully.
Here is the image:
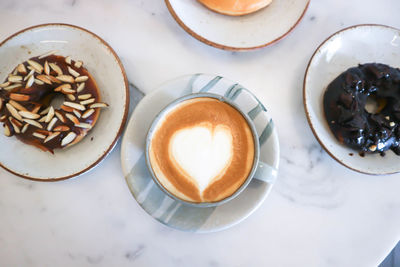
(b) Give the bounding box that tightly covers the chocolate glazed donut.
[0,53,108,153]
[324,63,400,155]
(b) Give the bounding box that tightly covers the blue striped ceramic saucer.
[121,74,280,232]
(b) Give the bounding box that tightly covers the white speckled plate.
[121,74,279,232]
[0,24,129,180]
[165,0,309,51]
[304,24,400,175]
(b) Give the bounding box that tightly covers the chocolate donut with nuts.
[0,52,108,153]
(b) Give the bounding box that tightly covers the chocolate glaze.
[0,55,101,153]
[324,63,400,155]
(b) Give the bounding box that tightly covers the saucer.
[303,24,400,175]
[165,0,309,51]
[121,74,279,232]
[0,24,129,180]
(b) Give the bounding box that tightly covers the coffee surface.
[149,97,255,203]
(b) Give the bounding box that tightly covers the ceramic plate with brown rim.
[304,24,400,175]
[165,0,309,51]
[0,24,129,181]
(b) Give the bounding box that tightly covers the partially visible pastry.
[198,0,272,16]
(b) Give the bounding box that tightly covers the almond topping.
[65,113,80,125]
[73,109,81,118]
[45,106,55,123]
[76,123,92,129]
[78,94,92,100]
[74,60,83,68]
[31,105,41,114]
[17,63,27,74]
[0,81,10,88]
[39,116,47,122]
[0,98,3,111]
[44,61,50,75]
[23,119,43,129]
[66,94,76,101]
[61,88,76,95]
[75,76,88,83]
[90,102,109,109]
[64,101,85,111]
[21,123,29,133]
[10,117,23,127]
[33,132,46,139]
[54,84,71,92]
[23,69,34,81]
[0,115,7,122]
[76,83,85,93]
[4,124,11,136]
[8,75,23,83]
[10,93,29,101]
[55,111,66,123]
[49,63,63,76]
[40,106,51,115]
[36,129,51,136]
[9,100,27,111]
[57,75,74,83]
[44,132,60,143]
[5,84,22,90]
[61,132,76,146]
[80,98,95,106]
[25,75,34,88]
[68,66,80,77]
[47,75,61,84]
[27,60,43,73]
[47,117,58,131]
[36,75,52,85]
[38,50,58,59]
[82,109,95,119]
[6,103,23,121]
[65,56,72,65]
[61,105,74,113]
[34,79,45,85]
[53,125,70,132]
[9,119,21,134]
[19,111,40,120]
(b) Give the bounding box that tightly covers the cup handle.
[252,161,278,184]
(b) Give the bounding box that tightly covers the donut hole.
[48,93,65,110]
[365,95,387,114]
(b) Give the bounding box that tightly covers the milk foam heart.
[170,124,233,192]
[148,97,255,203]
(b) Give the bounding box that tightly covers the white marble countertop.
[1,0,400,266]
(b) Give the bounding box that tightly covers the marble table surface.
[1,0,400,266]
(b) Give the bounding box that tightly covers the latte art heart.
[148,97,255,203]
[170,124,233,192]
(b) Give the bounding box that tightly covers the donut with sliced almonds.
[0,52,108,153]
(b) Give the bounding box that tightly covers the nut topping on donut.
[49,63,63,76]
[0,52,108,153]
[56,75,75,83]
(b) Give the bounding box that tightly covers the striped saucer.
[121,74,280,233]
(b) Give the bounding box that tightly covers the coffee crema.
[148,97,255,203]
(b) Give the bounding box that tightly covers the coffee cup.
[145,92,270,207]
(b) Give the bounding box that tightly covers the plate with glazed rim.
[303,24,400,175]
[121,74,279,232]
[165,0,309,51]
[0,23,129,181]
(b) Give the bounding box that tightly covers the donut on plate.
[324,63,400,155]
[197,0,272,16]
[0,52,108,153]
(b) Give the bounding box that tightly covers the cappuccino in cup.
[147,94,257,204]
